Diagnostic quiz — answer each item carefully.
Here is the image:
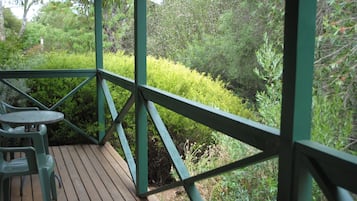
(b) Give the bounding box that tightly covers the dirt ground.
[149,186,188,201]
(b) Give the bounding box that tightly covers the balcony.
[9,143,157,201]
[1,0,356,201]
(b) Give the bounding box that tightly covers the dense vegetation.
[1,0,356,200]
[25,51,255,185]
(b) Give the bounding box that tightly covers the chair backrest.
[0,101,39,131]
[0,101,8,130]
[0,101,39,113]
[0,102,6,114]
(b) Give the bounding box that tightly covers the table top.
[0,110,64,126]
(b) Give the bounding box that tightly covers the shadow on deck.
[9,143,158,201]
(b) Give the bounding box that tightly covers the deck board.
[8,143,158,201]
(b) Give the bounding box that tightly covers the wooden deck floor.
[8,143,158,201]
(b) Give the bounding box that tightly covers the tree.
[147,0,284,100]
[72,0,135,53]
[102,0,134,53]
[8,0,43,38]
[32,1,95,53]
[19,0,42,37]
[0,8,23,66]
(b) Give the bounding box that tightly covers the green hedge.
[27,53,97,144]
[28,52,255,147]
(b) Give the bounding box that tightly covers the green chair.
[0,101,39,132]
[0,101,39,113]
[0,101,41,148]
[0,125,57,201]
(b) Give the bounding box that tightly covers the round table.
[0,110,64,131]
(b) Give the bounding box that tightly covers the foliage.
[312,95,353,150]
[0,37,22,66]
[22,1,136,54]
[216,138,278,201]
[25,52,256,184]
[106,52,256,146]
[178,1,355,199]
[314,0,357,149]
[254,32,353,151]
[29,0,135,53]
[248,2,354,200]
[3,8,21,34]
[147,0,285,101]
[0,1,5,41]
[26,52,97,144]
[176,9,264,99]
[174,133,277,201]
[26,51,255,145]
[10,0,43,37]
[183,33,284,199]
[254,34,283,128]
[2,7,39,51]
[0,9,30,104]
[30,1,95,53]
[101,0,134,53]
[147,0,233,59]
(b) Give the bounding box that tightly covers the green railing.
[98,68,281,200]
[294,141,357,201]
[1,0,356,200]
[0,70,99,144]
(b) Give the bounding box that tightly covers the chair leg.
[50,172,57,201]
[0,178,4,201]
[0,178,10,201]
[38,168,52,201]
[0,179,4,201]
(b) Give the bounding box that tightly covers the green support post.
[134,0,148,196]
[278,0,317,200]
[94,0,105,142]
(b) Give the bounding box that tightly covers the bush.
[27,52,256,183]
[0,37,34,105]
[27,52,97,144]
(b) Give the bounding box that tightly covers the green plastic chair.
[0,101,39,113]
[0,101,41,148]
[0,125,57,201]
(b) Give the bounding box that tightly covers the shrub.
[0,37,35,105]
[27,52,256,183]
[27,52,97,144]
[28,52,254,144]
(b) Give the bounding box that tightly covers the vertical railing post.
[95,0,105,142]
[134,0,148,196]
[278,0,317,200]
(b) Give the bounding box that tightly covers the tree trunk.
[18,0,38,38]
[18,1,30,38]
[0,0,5,41]
[18,15,27,38]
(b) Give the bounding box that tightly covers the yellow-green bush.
[28,52,255,147]
[105,52,255,145]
